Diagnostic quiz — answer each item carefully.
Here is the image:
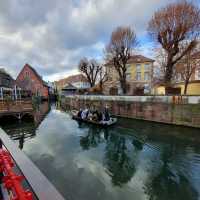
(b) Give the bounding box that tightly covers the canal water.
[0,102,200,200]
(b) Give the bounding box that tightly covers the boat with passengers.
[71,107,117,127]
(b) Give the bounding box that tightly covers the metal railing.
[0,128,65,200]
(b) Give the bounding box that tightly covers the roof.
[62,83,77,90]
[127,55,154,63]
[55,74,89,86]
[17,64,48,88]
[105,54,154,66]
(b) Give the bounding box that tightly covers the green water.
[0,103,200,200]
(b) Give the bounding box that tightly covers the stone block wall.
[61,95,200,128]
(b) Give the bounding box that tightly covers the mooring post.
[0,139,2,149]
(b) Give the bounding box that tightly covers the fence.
[0,128,65,200]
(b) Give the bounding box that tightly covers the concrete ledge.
[62,95,200,104]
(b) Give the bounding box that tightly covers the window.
[144,64,150,71]
[126,73,131,80]
[25,71,30,78]
[126,64,132,80]
[136,72,141,81]
[177,73,182,81]
[198,69,200,80]
[144,72,150,81]
[126,64,132,73]
[136,64,141,72]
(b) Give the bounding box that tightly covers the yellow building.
[104,55,154,95]
[155,51,200,95]
[155,81,200,95]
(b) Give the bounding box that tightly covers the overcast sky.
[0,0,197,82]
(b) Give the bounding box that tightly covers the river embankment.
[61,95,200,128]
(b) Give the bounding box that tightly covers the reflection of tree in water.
[80,126,103,150]
[104,133,137,187]
[145,144,198,200]
[79,126,145,187]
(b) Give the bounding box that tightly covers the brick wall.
[16,65,49,98]
[61,95,200,128]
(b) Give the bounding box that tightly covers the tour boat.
[71,110,117,127]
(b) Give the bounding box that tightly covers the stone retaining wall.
[61,95,200,128]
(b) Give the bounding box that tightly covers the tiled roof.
[127,55,154,63]
[55,74,89,85]
[105,54,154,66]
[62,83,77,90]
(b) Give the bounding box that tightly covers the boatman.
[104,105,110,121]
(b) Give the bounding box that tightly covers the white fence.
[62,95,200,104]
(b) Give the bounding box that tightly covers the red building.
[16,64,49,99]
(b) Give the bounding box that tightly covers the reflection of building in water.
[33,102,51,127]
[1,102,51,149]
[1,120,36,150]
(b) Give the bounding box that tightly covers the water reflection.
[78,122,200,199]
[0,102,50,149]
[79,125,143,186]
[80,126,104,150]
[104,134,137,186]
[145,144,199,200]
[0,105,200,200]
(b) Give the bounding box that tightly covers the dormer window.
[25,71,30,78]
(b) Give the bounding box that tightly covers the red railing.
[0,149,33,200]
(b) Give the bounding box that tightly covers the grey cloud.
[0,0,180,81]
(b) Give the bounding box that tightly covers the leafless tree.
[148,1,200,85]
[154,48,168,80]
[105,26,138,94]
[79,58,107,88]
[175,43,200,94]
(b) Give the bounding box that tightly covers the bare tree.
[154,48,168,81]
[79,58,107,88]
[148,1,200,85]
[175,44,199,94]
[105,26,138,94]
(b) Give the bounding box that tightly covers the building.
[0,68,15,100]
[0,68,15,89]
[16,64,49,99]
[155,51,200,95]
[104,55,154,95]
[61,83,78,96]
[55,74,90,91]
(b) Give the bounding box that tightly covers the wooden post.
[0,87,3,100]
[0,139,2,149]
[19,89,21,100]
[14,85,18,100]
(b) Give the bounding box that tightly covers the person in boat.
[97,111,103,121]
[81,108,89,119]
[77,109,82,118]
[104,106,110,121]
[87,110,93,121]
[92,109,101,121]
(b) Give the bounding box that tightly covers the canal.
[0,102,200,200]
